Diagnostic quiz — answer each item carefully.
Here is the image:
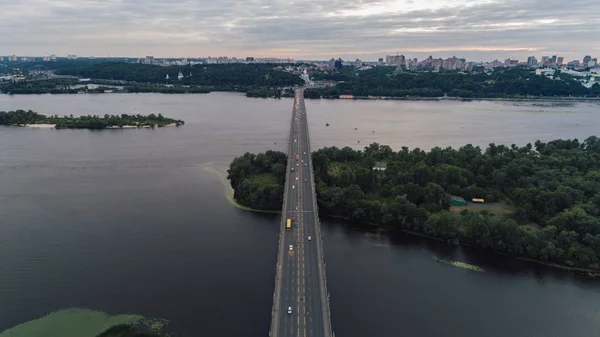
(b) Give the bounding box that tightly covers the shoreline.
[201,163,280,214]
[225,185,600,277]
[2,91,599,102]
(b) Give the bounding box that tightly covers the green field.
[251,173,278,185]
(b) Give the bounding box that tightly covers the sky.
[1,0,598,62]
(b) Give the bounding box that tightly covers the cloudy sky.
[1,0,598,61]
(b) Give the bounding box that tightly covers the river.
[1,93,599,337]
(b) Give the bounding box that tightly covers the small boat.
[354,128,358,130]
[326,122,329,127]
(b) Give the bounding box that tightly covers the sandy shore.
[25,124,56,128]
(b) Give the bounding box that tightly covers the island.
[0,308,170,337]
[228,138,600,273]
[0,110,184,129]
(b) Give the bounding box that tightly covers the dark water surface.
[1,93,600,337]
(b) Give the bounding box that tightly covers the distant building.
[527,56,537,67]
[378,58,384,65]
[557,57,564,66]
[355,59,363,68]
[372,162,387,171]
[67,54,77,60]
[583,55,592,66]
[144,56,154,65]
[328,58,335,70]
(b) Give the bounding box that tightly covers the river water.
[1,93,599,337]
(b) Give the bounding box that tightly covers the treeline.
[0,110,184,129]
[305,67,600,99]
[313,140,600,268]
[246,87,295,98]
[0,79,80,94]
[56,62,304,89]
[227,151,288,210]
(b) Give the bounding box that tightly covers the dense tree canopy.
[227,151,288,211]
[305,67,600,99]
[0,110,184,129]
[57,62,305,89]
[230,139,600,269]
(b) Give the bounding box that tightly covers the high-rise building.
[328,58,335,70]
[557,57,564,66]
[144,56,154,65]
[527,56,537,67]
[583,55,592,66]
[551,55,557,64]
[541,56,549,66]
[355,59,363,68]
[378,58,383,65]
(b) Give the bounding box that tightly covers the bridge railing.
[302,90,334,337]
[269,94,297,337]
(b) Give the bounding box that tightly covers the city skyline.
[1,0,599,61]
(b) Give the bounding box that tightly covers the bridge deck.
[270,89,333,337]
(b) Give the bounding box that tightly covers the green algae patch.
[434,258,485,272]
[201,163,279,214]
[0,308,167,337]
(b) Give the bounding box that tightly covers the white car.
[304,152,306,155]
[288,306,292,314]
[308,236,311,241]
[289,245,293,251]
[292,185,295,190]
[296,163,299,166]
[295,177,298,181]
[301,160,304,163]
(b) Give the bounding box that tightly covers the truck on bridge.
[286,219,291,231]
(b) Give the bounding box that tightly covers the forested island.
[0,110,184,129]
[228,139,600,272]
[305,67,600,99]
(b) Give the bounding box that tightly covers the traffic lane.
[281,180,298,336]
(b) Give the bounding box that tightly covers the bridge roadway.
[270,89,333,337]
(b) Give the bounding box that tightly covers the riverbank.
[231,198,600,277]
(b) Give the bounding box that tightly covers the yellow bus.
[286,219,291,231]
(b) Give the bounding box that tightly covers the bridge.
[270,89,333,337]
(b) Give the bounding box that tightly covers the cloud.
[0,0,598,61]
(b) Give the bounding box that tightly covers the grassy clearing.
[251,173,278,185]
[201,163,280,214]
[434,258,485,272]
[0,308,145,337]
[450,202,514,216]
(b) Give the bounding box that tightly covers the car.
[304,163,307,166]
[305,178,307,182]
[301,160,304,163]
[287,306,292,314]
[295,177,298,181]
[292,185,295,190]
[289,245,293,251]
[296,206,298,211]
[304,152,306,155]
[294,139,297,142]
[296,163,299,166]
[291,167,294,172]
[308,236,311,241]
